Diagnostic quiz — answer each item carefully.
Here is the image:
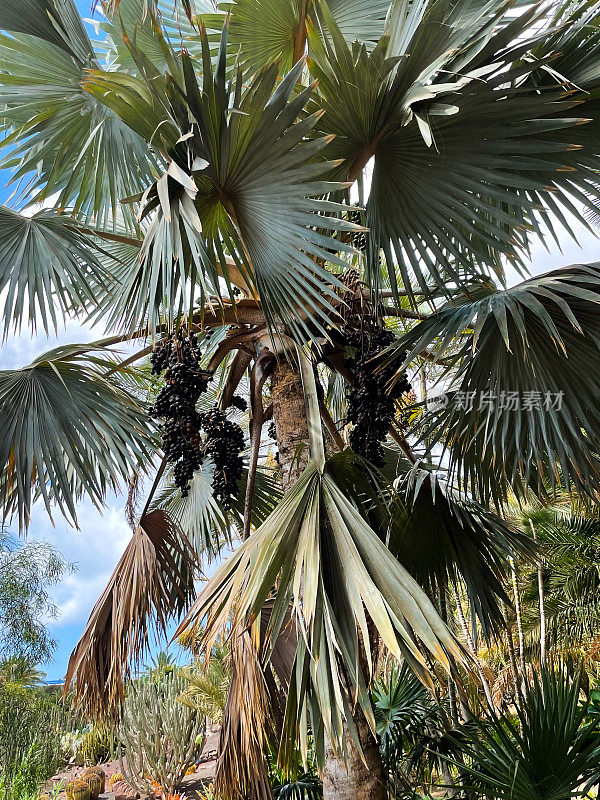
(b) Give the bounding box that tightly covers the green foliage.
[0,534,73,663]
[0,683,68,800]
[0,344,154,529]
[373,663,434,762]
[452,668,600,800]
[522,509,600,651]
[178,639,230,723]
[271,772,323,800]
[392,264,600,505]
[267,738,322,800]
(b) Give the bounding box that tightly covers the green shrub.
[0,740,58,800]
[451,668,600,800]
[0,684,66,796]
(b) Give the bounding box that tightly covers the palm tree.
[3,0,600,797]
[520,506,600,659]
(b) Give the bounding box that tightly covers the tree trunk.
[270,355,387,800]
[322,714,388,800]
[509,557,526,672]
[271,358,310,492]
[529,520,546,665]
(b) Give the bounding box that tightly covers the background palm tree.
[3,0,600,798]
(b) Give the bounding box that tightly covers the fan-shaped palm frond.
[176,457,462,766]
[450,668,600,800]
[372,663,433,755]
[391,470,537,638]
[0,206,105,335]
[202,0,390,78]
[272,772,323,800]
[65,508,196,717]
[84,23,359,335]
[152,459,281,559]
[390,263,600,505]
[0,344,154,529]
[309,0,600,300]
[0,0,160,225]
[97,0,214,74]
[324,449,535,639]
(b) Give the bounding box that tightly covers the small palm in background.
[453,668,600,800]
[178,638,230,725]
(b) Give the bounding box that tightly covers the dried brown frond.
[214,602,297,800]
[65,509,196,718]
[215,622,272,800]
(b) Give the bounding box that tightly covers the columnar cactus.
[118,672,204,795]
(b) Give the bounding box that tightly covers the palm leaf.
[152,459,281,560]
[391,470,538,639]
[0,0,92,61]
[86,25,359,336]
[391,262,600,505]
[0,1,160,225]
[308,0,600,300]
[65,509,196,717]
[372,662,434,764]
[0,344,154,529]
[97,0,214,74]
[209,0,390,77]
[450,668,600,800]
[0,205,105,335]
[176,457,462,766]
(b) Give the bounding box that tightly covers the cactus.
[82,766,106,789]
[108,772,124,789]
[118,672,204,796]
[65,780,91,800]
[81,771,104,799]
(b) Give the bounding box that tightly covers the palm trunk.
[452,588,493,708]
[509,557,526,672]
[271,355,387,800]
[529,520,546,665]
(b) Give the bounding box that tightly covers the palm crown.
[3,0,600,795]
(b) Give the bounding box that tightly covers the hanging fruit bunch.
[150,330,247,506]
[150,328,212,498]
[198,405,246,508]
[341,271,411,467]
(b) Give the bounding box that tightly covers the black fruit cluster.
[229,394,248,412]
[150,329,212,497]
[198,406,245,508]
[344,323,411,468]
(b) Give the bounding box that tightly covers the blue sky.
[1,1,600,681]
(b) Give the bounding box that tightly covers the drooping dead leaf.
[65,509,196,717]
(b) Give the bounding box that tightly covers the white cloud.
[29,496,133,629]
